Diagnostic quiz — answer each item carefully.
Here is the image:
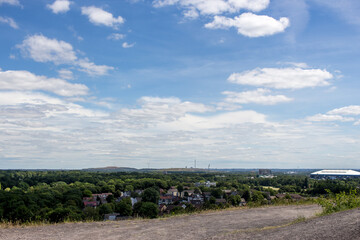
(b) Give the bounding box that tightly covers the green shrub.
[317,189,360,214]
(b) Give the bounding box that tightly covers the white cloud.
[0,0,20,6]
[17,34,77,65]
[307,105,360,124]
[0,91,63,106]
[327,105,360,116]
[17,34,113,76]
[47,0,72,14]
[153,0,270,16]
[58,69,73,80]
[0,91,106,118]
[107,33,125,40]
[282,62,309,68]
[161,110,267,131]
[2,92,360,169]
[0,69,88,96]
[222,88,293,105]
[228,67,332,89]
[77,58,114,76]
[122,42,136,48]
[81,6,125,29]
[307,114,354,122]
[205,13,290,37]
[0,16,18,29]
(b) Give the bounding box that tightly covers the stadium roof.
[311,170,360,176]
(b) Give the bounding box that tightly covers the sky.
[1,0,360,169]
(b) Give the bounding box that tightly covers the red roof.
[84,201,97,207]
[160,196,172,200]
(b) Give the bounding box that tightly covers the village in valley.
[81,169,308,220]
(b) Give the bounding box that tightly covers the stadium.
[310,170,360,179]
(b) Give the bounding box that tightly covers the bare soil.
[0,205,321,240]
[220,207,360,240]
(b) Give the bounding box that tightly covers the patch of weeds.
[316,189,360,215]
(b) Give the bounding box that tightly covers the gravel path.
[220,207,360,240]
[0,205,321,240]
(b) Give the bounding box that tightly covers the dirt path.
[219,207,360,240]
[0,205,321,240]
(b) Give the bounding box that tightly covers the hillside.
[0,205,323,240]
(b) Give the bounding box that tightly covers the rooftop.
[311,170,360,176]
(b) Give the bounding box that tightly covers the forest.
[0,170,359,223]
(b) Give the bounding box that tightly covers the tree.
[115,200,132,216]
[242,189,251,202]
[106,194,115,203]
[229,195,242,206]
[177,185,184,195]
[83,189,92,197]
[142,188,160,204]
[304,177,309,189]
[251,191,263,202]
[83,207,100,221]
[211,189,222,198]
[47,207,71,223]
[99,203,113,216]
[138,202,158,218]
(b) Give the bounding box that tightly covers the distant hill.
[82,166,140,173]
[81,167,323,174]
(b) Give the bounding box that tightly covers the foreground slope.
[0,205,320,240]
[224,207,360,240]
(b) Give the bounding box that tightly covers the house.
[83,193,112,207]
[181,189,195,197]
[122,191,131,197]
[134,190,143,195]
[131,197,141,206]
[92,193,113,204]
[190,199,203,206]
[239,198,246,206]
[167,187,180,197]
[159,195,173,205]
[202,192,212,201]
[104,213,119,221]
[187,194,204,203]
[83,201,97,207]
[222,190,232,195]
[195,181,216,188]
[289,194,303,201]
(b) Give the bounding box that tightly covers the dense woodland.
[0,170,359,223]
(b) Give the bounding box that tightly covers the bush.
[115,200,132,216]
[142,188,160,204]
[136,202,158,218]
[317,189,360,214]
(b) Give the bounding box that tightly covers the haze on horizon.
[1,0,360,169]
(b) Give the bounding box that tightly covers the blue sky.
[1,0,360,169]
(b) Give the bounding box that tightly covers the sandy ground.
[0,205,321,240]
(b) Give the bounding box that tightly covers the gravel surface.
[0,205,322,240]
[220,207,360,240]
